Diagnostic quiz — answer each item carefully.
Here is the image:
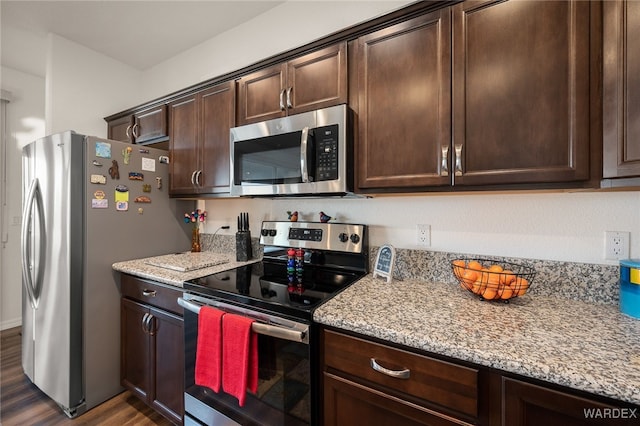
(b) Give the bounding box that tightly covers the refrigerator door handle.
[21,178,46,309]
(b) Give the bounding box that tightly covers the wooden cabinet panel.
[237,64,286,124]
[237,42,347,125]
[355,9,452,189]
[120,276,184,424]
[108,115,134,143]
[452,0,591,186]
[324,373,471,426]
[199,82,235,193]
[121,298,151,401]
[149,307,184,425]
[324,329,478,419]
[134,105,168,144]
[603,0,640,179]
[168,94,200,194]
[503,377,632,426]
[169,81,235,196]
[287,42,347,114]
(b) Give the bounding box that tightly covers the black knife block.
[235,231,252,261]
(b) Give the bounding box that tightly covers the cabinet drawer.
[323,329,478,419]
[121,274,182,316]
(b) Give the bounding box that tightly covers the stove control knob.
[268,229,277,237]
[261,229,269,236]
[350,233,361,244]
[338,232,349,243]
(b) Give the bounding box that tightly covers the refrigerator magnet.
[95,141,111,158]
[122,146,133,164]
[134,196,151,203]
[92,160,103,167]
[159,155,169,164]
[115,184,129,211]
[92,198,108,209]
[128,172,144,180]
[156,177,162,189]
[93,190,105,199]
[142,184,151,193]
[142,157,156,172]
[108,160,120,179]
[90,174,106,184]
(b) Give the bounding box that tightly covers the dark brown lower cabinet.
[120,275,184,425]
[503,377,637,426]
[322,327,639,426]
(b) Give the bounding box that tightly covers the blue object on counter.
[620,259,640,319]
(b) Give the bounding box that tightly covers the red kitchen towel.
[195,306,225,392]
[222,313,258,406]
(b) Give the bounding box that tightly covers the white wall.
[1,66,46,329]
[140,1,413,101]
[199,192,640,265]
[45,33,142,136]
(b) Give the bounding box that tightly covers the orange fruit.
[487,272,501,287]
[482,287,498,300]
[500,270,516,285]
[452,260,466,278]
[488,264,504,273]
[461,269,478,286]
[499,285,514,299]
[512,277,529,296]
[467,260,483,271]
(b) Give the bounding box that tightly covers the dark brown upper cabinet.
[107,104,168,145]
[603,0,640,183]
[355,0,597,193]
[168,81,235,196]
[236,42,347,125]
[354,9,452,190]
[452,0,593,187]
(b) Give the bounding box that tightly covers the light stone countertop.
[313,275,640,406]
[112,251,261,287]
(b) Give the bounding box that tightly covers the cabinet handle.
[370,358,410,379]
[191,170,197,186]
[279,89,286,111]
[147,314,156,336]
[125,125,132,138]
[286,87,293,109]
[132,123,139,139]
[141,313,150,333]
[441,145,449,176]
[142,289,156,297]
[195,170,202,186]
[454,144,463,176]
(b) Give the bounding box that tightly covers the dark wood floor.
[1,327,173,425]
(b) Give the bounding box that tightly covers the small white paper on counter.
[141,157,156,172]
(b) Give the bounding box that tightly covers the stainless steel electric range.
[179,221,368,426]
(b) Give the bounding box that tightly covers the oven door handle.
[178,297,309,344]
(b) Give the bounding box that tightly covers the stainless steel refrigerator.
[21,131,192,417]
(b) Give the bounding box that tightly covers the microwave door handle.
[300,126,309,183]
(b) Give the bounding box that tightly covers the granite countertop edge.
[313,275,640,407]
[112,252,261,287]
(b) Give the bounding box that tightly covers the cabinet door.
[603,0,640,179]
[169,94,199,195]
[149,307,184,425]
[199,81,235,194]
[324,373,472,426]
[237,63,286,125]
[108,115,134,143]
[121,298,151,402]
[134,105,168,144]
[503,378,630,426]
[287,42,347,115]
[452,0,591,186]
[355,10,452,190]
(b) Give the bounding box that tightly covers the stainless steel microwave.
[230,104,352,197]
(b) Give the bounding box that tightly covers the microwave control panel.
[315,124,339,181]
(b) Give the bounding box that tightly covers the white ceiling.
[1,0,284,77]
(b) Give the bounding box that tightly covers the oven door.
[180,294,317,426]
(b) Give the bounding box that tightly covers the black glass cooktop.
[184,260,364,320]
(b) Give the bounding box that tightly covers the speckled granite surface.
[112,251,260,287]
[314,275,640,406]
[369,247,620,305]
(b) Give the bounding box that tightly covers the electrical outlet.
[417,224,431,247]
[605,231,630,260]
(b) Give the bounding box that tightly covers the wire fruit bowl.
[451,258,536,302]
